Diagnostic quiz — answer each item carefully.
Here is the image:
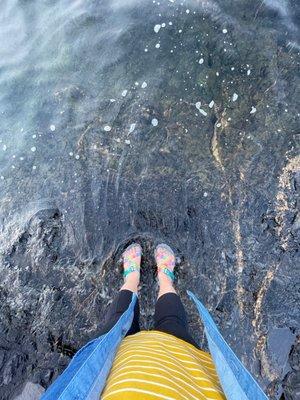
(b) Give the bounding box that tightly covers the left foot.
[122,243,142,282]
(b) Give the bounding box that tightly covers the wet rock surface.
[0,0,299,399]
[14,382,45,400]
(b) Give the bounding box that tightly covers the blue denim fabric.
[41,294,137,400]
[42,291,268,400]
[187,291,268,400]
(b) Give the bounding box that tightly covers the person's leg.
[98,244,142,336]
[153,244,199,348]
[99,289,140,336]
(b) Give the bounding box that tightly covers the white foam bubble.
[154,24,161,33]
[129,123,136,133]
[232,93,238,102]
[195,101,201,111]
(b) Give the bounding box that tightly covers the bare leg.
[158,270,176,298]
[121,271,140,293]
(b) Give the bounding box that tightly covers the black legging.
[99,289,199,349]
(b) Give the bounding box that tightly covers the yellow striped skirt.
[101,330,226,400]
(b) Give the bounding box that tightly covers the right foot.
[155,244,175,282]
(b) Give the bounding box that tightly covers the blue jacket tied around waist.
[42,291,268,400]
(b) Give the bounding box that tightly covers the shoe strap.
[158,266,175,281]
[123,265,140,278]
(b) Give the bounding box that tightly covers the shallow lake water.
[0,0,299,398]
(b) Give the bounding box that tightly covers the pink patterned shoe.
[154,243,175,281]
[122,243,142,278]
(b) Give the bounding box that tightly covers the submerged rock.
[14,383,44,400]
